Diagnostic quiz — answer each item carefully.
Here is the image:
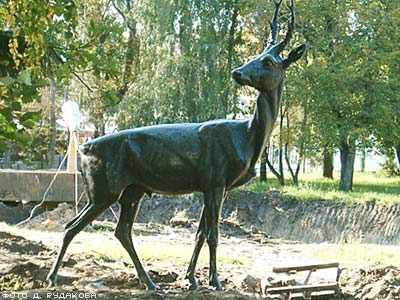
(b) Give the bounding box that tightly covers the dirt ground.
[1,212,400,300]
[1,192,400,300]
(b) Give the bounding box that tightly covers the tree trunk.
[48,74,57,169]
[4,143,12,168]
[266,144,284,186]
[360,148,366,172]
[284,109,303,186]
[263,108,286,186]
[277,106,284,184]
[322,149,334,179]
[284,144,295,185]
[285,143,303,186]
[266,156,284,186]
[94,121,105,138]
[260,149,267,182]
[339,142,356,191]
[112,0,139,103]
[223,4,238,116]
[395,145,400,167]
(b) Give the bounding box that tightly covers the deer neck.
[248,81,283,166]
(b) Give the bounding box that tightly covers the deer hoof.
[47,274,58,287]
[213,282,223,291]
[185,275,198,290]
[188,281,198,291]
[145,281,157,291]
[210,277,223,291]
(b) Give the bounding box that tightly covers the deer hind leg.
[47,198,112,287]
[64,200,91,229]
[185,206,207,290]
[204,186,225,291]
[114,185,156,290]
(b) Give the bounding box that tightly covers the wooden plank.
[267,283,338,294]
[310,291,336,299]
[273,262,339,273]
[289,293,335,300]
[289,293,306,299]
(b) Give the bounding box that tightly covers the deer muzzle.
[232,69,252,86]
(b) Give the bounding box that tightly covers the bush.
[381,159,400,177]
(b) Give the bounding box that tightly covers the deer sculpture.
[47,0,306,291]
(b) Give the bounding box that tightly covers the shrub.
[381,159,400,177]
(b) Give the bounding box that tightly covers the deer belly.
[132,148,201,194]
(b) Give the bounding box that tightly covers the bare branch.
[111,0,134,32]
[50,48,93,93]
[70,69,93,93]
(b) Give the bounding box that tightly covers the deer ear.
[282,43,307,69]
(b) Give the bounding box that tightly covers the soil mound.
[0,231,48,254]
[340,265,400,299]
[19,203,75,232]
[0,231,50,290]
[0,202,32,224]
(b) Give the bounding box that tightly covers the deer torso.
[82,119,261,195]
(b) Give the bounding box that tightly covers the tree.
[0,0,80,166]
[117,0,243,128]
[360,0,400,168]
[2,0,136,166]
[295,0,358,191]
[55,0,142,138]
[0,30,40,152]
[284,0,399,191]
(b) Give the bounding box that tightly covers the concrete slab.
[0,170,83,202]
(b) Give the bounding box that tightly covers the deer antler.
[266,0,283,46]
[277,0,295,52]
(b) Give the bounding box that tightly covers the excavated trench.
[135,191,400,245]
[2,190,399,244]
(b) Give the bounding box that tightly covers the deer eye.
[260,56,274,67]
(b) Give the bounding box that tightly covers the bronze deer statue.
[47,0,306,291]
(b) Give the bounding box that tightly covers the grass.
[240,171,400,205]
[314,243,400,266]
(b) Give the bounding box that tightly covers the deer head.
[232,0,306,92]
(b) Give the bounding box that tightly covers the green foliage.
[117,0,243,128]
[21,115,67,168]
[259,0,399,189]
[271,0,398,155]
[381,159,400,178]
[0,69,41,151]
[0,0,78,152]
[64,0,135,136]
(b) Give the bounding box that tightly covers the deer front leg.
[47,202,110,287]
[204,186,225,291]
[185,206,207,290]
[115,187,156,291]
